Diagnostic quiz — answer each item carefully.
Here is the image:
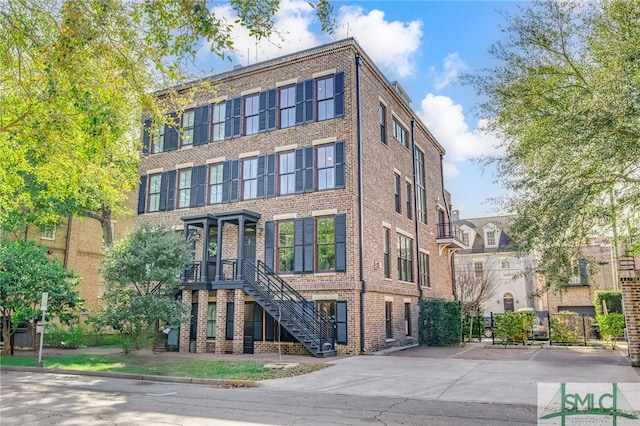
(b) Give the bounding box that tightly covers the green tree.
[1,0,333,246]
[0,239,82,356]
[90,222,192,353]
[596,313,625,350]
[465,0,640,290]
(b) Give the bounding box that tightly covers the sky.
[192,0,530,219]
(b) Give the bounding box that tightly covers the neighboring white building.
[452,211,542,316]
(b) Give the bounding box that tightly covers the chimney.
[451,209,460,222]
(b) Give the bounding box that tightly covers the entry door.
[243,226,257,262]
[503,295,514,312]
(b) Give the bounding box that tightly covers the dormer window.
[483,223,500,248]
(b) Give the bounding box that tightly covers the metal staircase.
[242,260,336,358]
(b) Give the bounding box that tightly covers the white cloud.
[203,0,320,66]
[432,52,468,90]
[417,94,502,169]
[332,6,422,78]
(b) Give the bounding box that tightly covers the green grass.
[0,353,329,381]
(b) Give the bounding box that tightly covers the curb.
[0,366,258,387]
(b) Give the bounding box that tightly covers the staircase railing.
[242,259,335,355]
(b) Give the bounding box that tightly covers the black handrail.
[242,259,335,353]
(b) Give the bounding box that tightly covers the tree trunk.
[1,316,12,356]
[84,204,113,248]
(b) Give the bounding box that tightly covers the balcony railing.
[436,222,465,246]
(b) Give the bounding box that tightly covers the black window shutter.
[295,82,305,124]
[335,213,346,272]
[224,100,233,139]
[193,105,209,146]
[266,153,276,197]
[142,119,151,156]
[159,172,168,211]
[253,304,263,341]
[258,91,267,132]
[225,302,234,340]
[221,160,231,202]
[190,165,207,207]
[294,218,304,273]
[303,217,314,273]
[256,155,266,198]
[166,112,179,151]
[230,159,239,202]
[335,141,345,188]
[304,146,314,193]
[304,79,314,123]
[334,71,345,117]
[265,312,274,341]
[137,175,147,214]
[264,221,275,270]
[232,97,242,137]
[294,148,305,193]
[267,89,277,130]
[336,301,348,344]
[166,170,176,211]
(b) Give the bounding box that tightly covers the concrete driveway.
[260,343,640,407]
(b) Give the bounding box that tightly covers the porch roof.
[180,209,262,227]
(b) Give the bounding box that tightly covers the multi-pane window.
[462,232,469,246]
[393,118,408,147]
[416,150,427,223]
[212,103,225,142]
[279,151,295,195]
[148,174,162,212]
[474,261,484,279]
[280,86,295,128]
[406,182,412,219]
[177,169,192,208]
[394,174,401,213]
[181,110,195,146]
[242,157,258,200]
[420,252,430,288]
[317,76,335,121]
[316,217,336,271]
[317,145,335,190]
[41,225,56,240]
[153,126,164,153]
[245,94,260,135]
[380,104,387,144]
[277,221,294,273]
[209,164,223,204]
[404,302,412,336]
[486,230,496,246]
[385,301,393,338]
[383,228,391,279]
[397,235,413,282]
[207,303,216,338]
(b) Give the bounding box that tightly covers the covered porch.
[181,209,261,289]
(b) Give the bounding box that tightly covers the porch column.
[237,217,245,280]
[233,288,245,354]
[215,220,223,281]
[215,290,227,354]
[196,290,209,353]
[201,221,210,282]
[178,290,192,353]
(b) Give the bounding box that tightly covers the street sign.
[41,292,48,311]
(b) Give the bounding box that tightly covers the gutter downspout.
[63,216,72,269]
[410,120,422,298]
[356,54,366,353]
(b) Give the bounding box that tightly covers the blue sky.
[194,0,529,219]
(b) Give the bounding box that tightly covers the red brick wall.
[621,278,639,366]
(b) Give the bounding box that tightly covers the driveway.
[260,343,640,407]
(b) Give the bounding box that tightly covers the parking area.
[387,342,633,367]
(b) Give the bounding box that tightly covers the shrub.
[419,299,461,346]
[594,291,623,315]
[596,313,625,350]
[550,311,582,344]
[44,323,84,349]
[493,311,534,345]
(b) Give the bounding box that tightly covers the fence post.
[582,315,587,346]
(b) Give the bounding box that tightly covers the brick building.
[137,38,460,357]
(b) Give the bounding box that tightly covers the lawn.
[0,353,329,381]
